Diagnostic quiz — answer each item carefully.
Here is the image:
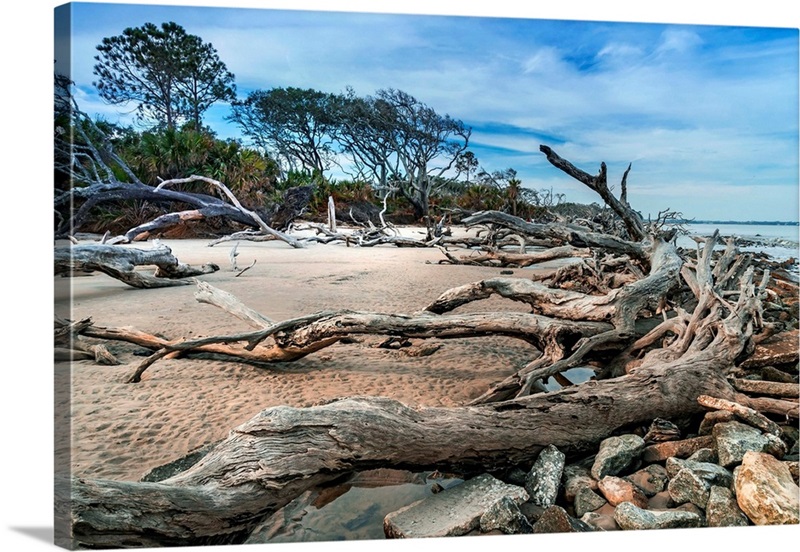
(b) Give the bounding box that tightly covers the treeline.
[58,20,576,234]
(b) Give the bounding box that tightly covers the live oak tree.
[371,88,471,220]
[93,21,235,129]
[228,87,339,176]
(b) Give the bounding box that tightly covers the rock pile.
[383,410,799,538]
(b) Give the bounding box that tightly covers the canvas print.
[53,1,799,549]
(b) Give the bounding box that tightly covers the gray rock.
[525,444,566,508]
[591,434,645,479]
[614,502,705,530]
[383,473,528,538]
[665,457,734,486]
[562,464,597,502]
[580,511,620,531]
[706,486,749,527]
[687,448,717,464]
[574,486,607,517]
[532,505,594,533]
[735,451,800,525]
[714,421,787,468]
[479,495,533,534]
[597,476,649,508]
[667,461,733,509]
[626,464,669,497]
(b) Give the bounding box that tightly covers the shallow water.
[247,470,463,543]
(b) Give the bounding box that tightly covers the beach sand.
[55,227,566,483]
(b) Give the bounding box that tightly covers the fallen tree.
[58,145,796,546]
[54,243,219,288]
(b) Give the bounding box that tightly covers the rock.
[666,460,734,509]
[626,464,669,497]
[597,476,649,508]
[525,444,566,508]
[614,502,705,530]
[643,418,682,443]
[562,464,597,502]
[532,505,594,533]
[713,421,787,468]
[740,329,799,369]
[479,496,533,534]
[574,486,607,517]
[706,486,749,527]
[580,511,619,531]
[383,473,528,538]
[648,490,674,510]
[698,410,736,436]
[591,434,645,479]
[686,448,717,464]
[642,435,714,462]
[735,451,800,525]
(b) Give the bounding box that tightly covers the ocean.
[677,222,799,263]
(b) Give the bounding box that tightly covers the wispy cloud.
[59,1,799,221]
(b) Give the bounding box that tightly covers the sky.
[55,2,799,222]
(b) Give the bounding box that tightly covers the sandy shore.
[55,227,567,483]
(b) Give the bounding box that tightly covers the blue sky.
[56,1,799,222]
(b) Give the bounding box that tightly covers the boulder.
[666,460,734,509]
[735,451,800,525]
[479,495,533,534]
[614,502,705,530]
[706,486,749,527]
[574,486,607,517]
[597,476,649,508]
[713,421,787,468]
[383,473,528,538]
[532,505,594,533]
[525,444,566,508]
[686,448,717,464]
[626,464,669,497]
[591,434,645,479]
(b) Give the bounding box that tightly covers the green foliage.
[114,124,280,207]
[228,87,338,175]
[93,21,235,129]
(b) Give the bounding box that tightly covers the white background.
[1,1,798,551]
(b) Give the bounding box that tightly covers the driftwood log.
[54,244,219,288]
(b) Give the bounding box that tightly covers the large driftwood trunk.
[64,359,739,548]
[54,244,219,288]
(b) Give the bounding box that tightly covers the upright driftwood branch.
[539,145,646,241]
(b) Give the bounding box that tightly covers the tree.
[373,88,471,220]
[93,22,235,129]
[228,87,338,176]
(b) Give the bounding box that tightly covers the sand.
[55,227,567,483]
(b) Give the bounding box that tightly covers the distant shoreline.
[668,219,799,226]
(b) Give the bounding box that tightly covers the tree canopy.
[93,21,235,129]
